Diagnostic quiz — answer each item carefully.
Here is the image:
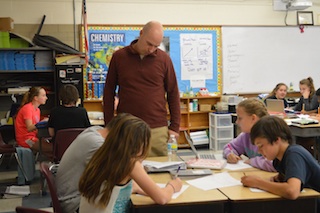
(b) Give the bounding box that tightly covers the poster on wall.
[80,25,222,95]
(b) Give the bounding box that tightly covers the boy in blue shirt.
[241,116,320,202]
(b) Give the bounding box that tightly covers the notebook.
[266,99,285,114]
[181,131,227,170]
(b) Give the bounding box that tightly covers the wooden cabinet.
[83,99,104,112]
[0,47,56,116]
[177,96,221,147]
[82,96,221,147]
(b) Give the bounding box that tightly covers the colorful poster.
[80,25,221,94]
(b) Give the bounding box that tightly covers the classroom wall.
[2,0,320,50]
[1,0,320,26]
[1,0,320,116]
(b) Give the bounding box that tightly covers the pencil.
[243,172,246,176]
[227,143,234,154]
[175,166,181,179]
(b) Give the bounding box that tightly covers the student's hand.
[241,175,262,188]
[227,153,241,164]
[168,130,179,139]
[302,90,310,99]
[41,117,49,122]
[167,178,182,193]
[243,159,250,164]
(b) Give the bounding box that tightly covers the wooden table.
[288,122,320,160]
[89,119,104,126]
[219,170,320,213]
[130,173,228,213]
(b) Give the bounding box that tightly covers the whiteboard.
[222,26,320,94]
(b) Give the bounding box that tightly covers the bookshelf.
[83,95,221,147]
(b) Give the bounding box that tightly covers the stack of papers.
[190,131,209,145]
[4,185,30,198]
[291,118,319,125]
[142,160,186,173]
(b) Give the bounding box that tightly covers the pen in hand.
[228,144,234,154]
[175,166,181,179]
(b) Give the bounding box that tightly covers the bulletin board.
[80,25,222,94]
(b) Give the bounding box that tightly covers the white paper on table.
[157,183,189,199]
[142,160,184,169]
[136,184,189,199]
[224,160,253,171]
[249,187,266,193]
[186,172,241,191]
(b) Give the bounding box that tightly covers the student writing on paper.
[223,98,276,172]
[294,77,318,114]
[264,83,289,108]
[241,116,320,204]
[56,113,128,213]
[79,114,182,213]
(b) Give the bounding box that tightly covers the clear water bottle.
[167,134,178,161]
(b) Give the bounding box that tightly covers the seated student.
[241,116,320,202]
[264,83,288,108]
[56,113,136,213]
[223,98,276,172]
[294,77,318,114]
[48,84,91,141]
[309,88,320,118]
[79,114,182,213]
[15,87,52,159]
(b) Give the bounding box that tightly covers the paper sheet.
[137,184,189,199]
[157,183,189,199]
[186,172,241,191]
[224,160,253,171]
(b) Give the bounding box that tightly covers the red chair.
[53,128,85,163]
[16,206,51,213]
[40,162,62,213]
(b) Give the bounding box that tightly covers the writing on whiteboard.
[180,34,213,80]
[224,43,244,92]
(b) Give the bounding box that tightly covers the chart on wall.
[80,25,222,94]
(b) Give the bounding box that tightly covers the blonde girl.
[223,98,276,172]
[79,114,182,213]
[265,83,288,108]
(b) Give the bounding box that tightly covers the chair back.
[16,206,50,213]
[40,162,62,213]
[53,128,85,163]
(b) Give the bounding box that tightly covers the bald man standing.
[103,21,180,157]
